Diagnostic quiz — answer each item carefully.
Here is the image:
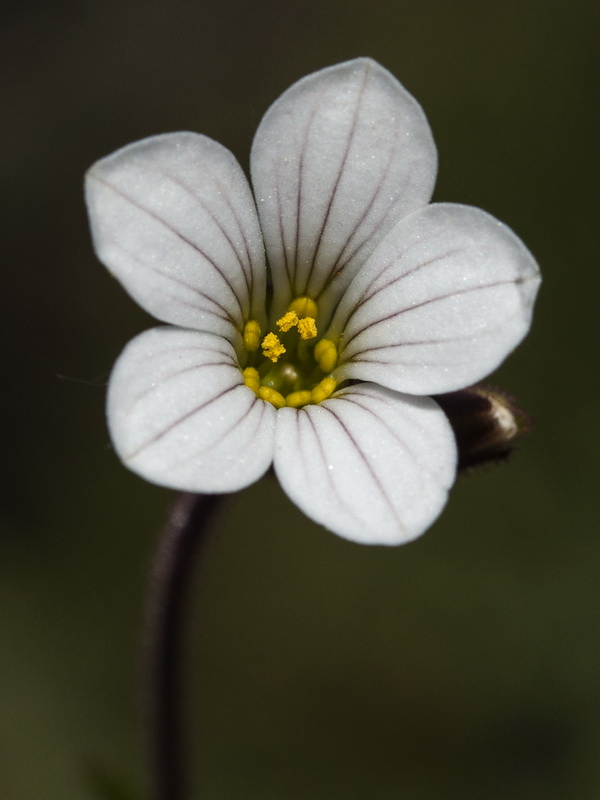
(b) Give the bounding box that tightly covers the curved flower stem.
[145,492,223,800]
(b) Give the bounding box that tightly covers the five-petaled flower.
[85,58,540,545]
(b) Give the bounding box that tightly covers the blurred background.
[2,0,599,797]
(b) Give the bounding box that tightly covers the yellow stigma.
[243,320,261,352]
[276,311,299,332]
[261,332,286,362]
[297,317,317,340]
[311,376,337,403]
[289,296,318,319]
[313,338,338,372]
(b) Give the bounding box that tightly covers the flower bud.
[434,386,531,471]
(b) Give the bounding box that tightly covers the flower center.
[240,296,339,409]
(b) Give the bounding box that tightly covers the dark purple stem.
[145,492,222,800]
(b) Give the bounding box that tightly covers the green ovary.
[241,297,339,409]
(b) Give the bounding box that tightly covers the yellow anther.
[311,376,337,404]
[289,296,318,319]
[243,319,261,352]
[286,390,312,408]
[242,367,260,394]
[261,332,286,362]
[259,386,286,408]
[276,311,299,332]
[313,338,338,372]
[297,316,317,340]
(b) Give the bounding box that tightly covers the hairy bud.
[434,386,532,471]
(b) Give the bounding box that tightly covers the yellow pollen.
[311,376,337,404]
[286,390,312,408]
[297,317,318,340]
[242,367,260,394]
[289,296,318,319]
[275,309,317,341]
[258,386,286,408]
[261,332,286,362]
[244,295,336,408]
[243,320,261,352]
[276,311,299,332]
[313,338,338,372]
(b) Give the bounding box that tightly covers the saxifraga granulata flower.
[85,58,540,545]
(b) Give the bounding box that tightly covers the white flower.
[85,58,540,546]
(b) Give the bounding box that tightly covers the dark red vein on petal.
[301,63,371,296]
[319,403,405,531]
[342,278,528,354]
[125,383,240,461]
[159,170,253,309]
[90,173,245,321]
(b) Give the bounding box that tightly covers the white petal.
[107,327,275,492]
[332,203,541,395]
[251,58,437,319]
[86,132,266,341]
[273,383,456,545]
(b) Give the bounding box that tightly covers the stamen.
[276,311,299,332]
[258,386,286,408]
[289,296,318,319]
[243,320,261,352]
[311,376,337,404]
[243,297,337,409]
[313,338,338,372]
[276,307,317,341]
[286,390,312,408]
[242,366,261,394]
[262,332,286,362]
[297,317,317,340]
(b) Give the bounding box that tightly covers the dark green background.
[2,1,598,797]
